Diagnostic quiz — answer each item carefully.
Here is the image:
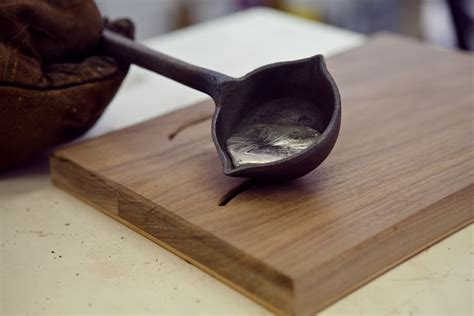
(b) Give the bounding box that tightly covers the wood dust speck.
[64,223,70,226]
[18,230,66,237]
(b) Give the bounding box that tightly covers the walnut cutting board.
[50,34,473,315]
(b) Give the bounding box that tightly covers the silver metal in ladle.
[102,29,341,180]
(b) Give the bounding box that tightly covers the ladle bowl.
[102,29,341,180]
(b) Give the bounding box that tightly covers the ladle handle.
[101,29,232,99]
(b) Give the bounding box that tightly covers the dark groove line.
[219,179,256,206]
[168,115,213,140]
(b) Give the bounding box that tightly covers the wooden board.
[50,34,473,315]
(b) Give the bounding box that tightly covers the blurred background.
[96,0,473,51]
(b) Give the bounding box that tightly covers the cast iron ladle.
[102,29,341,180]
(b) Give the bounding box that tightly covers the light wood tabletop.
[1,8,472,316]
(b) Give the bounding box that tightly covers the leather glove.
[0,0,134,170]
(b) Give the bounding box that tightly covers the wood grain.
[50,34,474,315]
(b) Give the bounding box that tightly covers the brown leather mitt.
[0,0,134,170]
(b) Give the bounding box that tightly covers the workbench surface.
[1,8,472,315]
